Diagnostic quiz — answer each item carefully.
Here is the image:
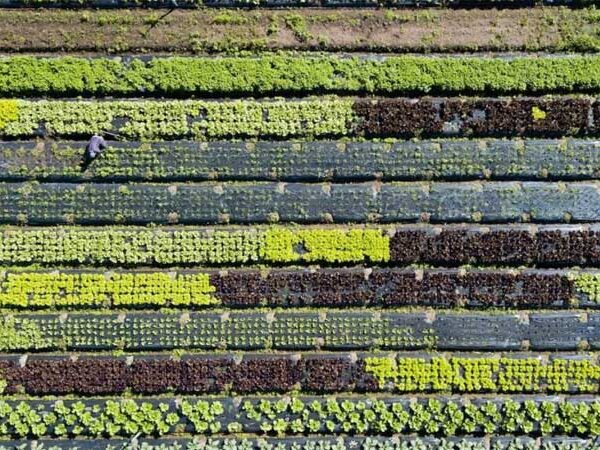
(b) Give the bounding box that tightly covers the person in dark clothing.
[87,134,108,160]
[80,134,108,172]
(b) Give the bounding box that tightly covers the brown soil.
[0,6,598,54]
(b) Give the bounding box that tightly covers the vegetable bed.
[4,180,600,225]
[1,352,600,395]
[4,56,600,98]
[5,224,600,266]
[0,310,595,352]
[0,396,597,438]
[0,97,598,140]
[0,267,591,309]
[4,139,600,183]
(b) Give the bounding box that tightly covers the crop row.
[4,181,600,225]
[1,310,599,352]
[0,267,588,309]
[0,396,598,438]
[7,7,600,55]
[0,437,532,450]
[5,56,600,97]
[4,8,598,56]
[1,97,599,140]
[0,226,390,265]
[8,224,600,266]
[0,437,541,450]
[0,0,581,8]
[3,352,600,395]
[6,139,600,183]
[1,437,591,450]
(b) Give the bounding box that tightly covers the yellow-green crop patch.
[364,356,600,393]
[0,272,218,308]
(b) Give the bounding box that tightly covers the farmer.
[80,134,109,171]
[86,134,108,160]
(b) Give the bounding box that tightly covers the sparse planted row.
[3,8,599,55]
[0,97,597,140]
[0,437,549,450]
[0,0,432,7]
[0,396,597,438]
[2,352,600,395]
[9,437,600,450]
[5,56,600,98]
[8,224,600,267]
[0,310,598,352]
[0,0,580,9]
[0,267,585,309]
[3,180,600,225]
[5,139,600,183]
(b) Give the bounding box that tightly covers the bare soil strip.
[1,7,599,54]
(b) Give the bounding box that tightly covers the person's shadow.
[79,152,95,172]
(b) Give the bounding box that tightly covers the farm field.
[2,0,600,450]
